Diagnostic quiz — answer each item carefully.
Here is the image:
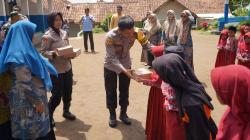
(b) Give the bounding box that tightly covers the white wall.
[16,0,50,16]
[0,0,6,16]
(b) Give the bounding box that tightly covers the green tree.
[100,13,112,32]
[229,0,250,16]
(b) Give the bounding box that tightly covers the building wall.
[0,0,7,21]
[15,0,51,15]
[0,0,6,16]
[56,2,147,23]
[0,0,52,32]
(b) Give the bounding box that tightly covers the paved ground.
[52,31,225,140]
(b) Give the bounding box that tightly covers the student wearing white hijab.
[143,13,162,67]
[163,10,178,46]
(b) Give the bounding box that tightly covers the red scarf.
[217,29,228,49]
[238,26,246,43]
[238,32,250,51]
[211,65,250,140]
[151,45,164,57]
[240,25,245,35]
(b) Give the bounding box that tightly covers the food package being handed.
[132,68,152,80]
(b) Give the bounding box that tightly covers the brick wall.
[52,0,225,23]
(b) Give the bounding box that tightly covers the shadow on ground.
[55,119,92,140]
[115,118,146,140]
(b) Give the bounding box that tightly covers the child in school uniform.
[211,65,250,140]
[215,27,237,67]
[237,32,250,69]
[141,45,186,140]
[153,53,217,140]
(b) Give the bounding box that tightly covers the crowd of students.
[0,4,250,140]
[215,24,250,69]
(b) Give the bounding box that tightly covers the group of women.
[142,10,194,69]
[140,9,250,140]
[0,12,75,140]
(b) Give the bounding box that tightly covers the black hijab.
[47,12,63,35]
[164,45,185,58]
[152,53,213,116]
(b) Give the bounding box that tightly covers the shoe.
[109,109,117,128]
[119,107,131,125]
[63,111,76,120]
[91,50,96,54]
[119,114,131,125]
[109,118,117,128]
[84,50,88,53]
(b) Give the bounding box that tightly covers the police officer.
[104,15,151,128]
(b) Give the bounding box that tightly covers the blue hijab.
[0,21,57,91]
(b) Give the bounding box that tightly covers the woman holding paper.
[41,12,76,126]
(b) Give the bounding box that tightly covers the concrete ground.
[52,31,225,140]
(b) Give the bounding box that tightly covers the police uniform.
[104,27,149,110]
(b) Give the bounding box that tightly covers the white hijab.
[143,13,161,39]
[178,10,194,44]
[164,10,177,41]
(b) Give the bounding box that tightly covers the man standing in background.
[109,5,124,30]
[80,8,95,53]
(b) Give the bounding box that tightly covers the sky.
[68,0,114,3]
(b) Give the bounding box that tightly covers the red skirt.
[146,86,166,140]
[238,60,250,69]
[145,87,186,140]
[215,50,236,67]
[165,111,186,140]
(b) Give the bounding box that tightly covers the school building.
[0,0,226,35]
[0,0,52,32]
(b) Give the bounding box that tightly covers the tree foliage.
[229,0,250,16]
[100,13,112,32]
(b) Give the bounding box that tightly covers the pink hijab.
[211,65,250,140]
[217,29,228,49]
[238,25,246,41]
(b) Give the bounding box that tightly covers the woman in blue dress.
[0,21,57,140]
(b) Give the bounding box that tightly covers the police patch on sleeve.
[106,37,113,46]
